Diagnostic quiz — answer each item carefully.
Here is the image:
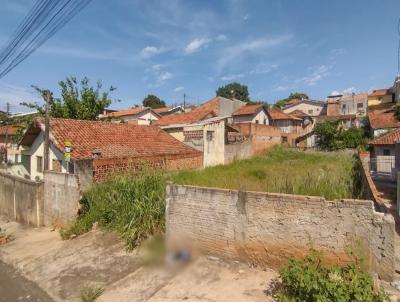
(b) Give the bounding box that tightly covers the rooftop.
[268,109,302,120]
[20,118,200,160]
[153,110,215,126]
[101,107,160,119]
[368,108,400,130]
[369,128,400,145]
[339,93,368,102]
[232,104,264,116]
[368,88,393,97]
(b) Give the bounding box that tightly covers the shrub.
[276,251,389,302]
[60,172,165,250]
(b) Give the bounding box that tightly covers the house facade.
[232,104,269,124]
[368,106,400,137]
[19,118,202,184]
[282,100,325,117]
[338,93,368,116]
[368,88,393,107]
[100,107,161,125]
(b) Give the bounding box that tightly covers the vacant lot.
[172,147,361,200]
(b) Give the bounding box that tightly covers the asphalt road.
[0,260,53,302]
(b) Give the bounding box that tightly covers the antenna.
[398,17,400,76]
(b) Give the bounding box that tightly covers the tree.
[314,120,367,151]
[216,82,250,102]
[21,76,115,120]
[274,92,309,109]
[142,94,165,109]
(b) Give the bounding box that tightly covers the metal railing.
[369,156,396,180]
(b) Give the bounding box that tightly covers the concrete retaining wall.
[0,172,44,226]
[166,184,397,281]
[43,171,81,227]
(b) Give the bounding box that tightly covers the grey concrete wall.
[44,171,81,227]
[166,184,396,281]
[0,172,44,226]
[75,159,93,191]
[224,139,253,164]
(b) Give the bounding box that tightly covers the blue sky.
[0,0,399,112]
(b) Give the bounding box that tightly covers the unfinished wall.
[75,159,93,190]
[166,184,396,281]
[93,153,202,182]
[43,171,81,226]
[0,172,44,226]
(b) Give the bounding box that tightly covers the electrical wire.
[0,0,93,79]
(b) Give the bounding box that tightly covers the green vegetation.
[276,250,389,302]
[22,76,116,120]
[172,147,362,200]
[274,92,309,109]
[142,94,166,109]
[216,82,250,102]
[314,120,367,151]
[61,172,165,250]
[80,285,104,302]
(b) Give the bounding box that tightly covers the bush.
[276,251,389,302]
[60,172,165,250]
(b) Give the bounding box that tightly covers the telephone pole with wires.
[43,90,52,171]
[3,102,10,164]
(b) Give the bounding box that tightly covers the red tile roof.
[153,110,215,126]
[0,125,19,136]
[368,108,400,130]
[369,129,400,145]
[191,97,221,115]
[316,114,357,122]
[232,104,264,116]
[21,118,200,160]
[268,109,302,120]
[369,88,392,97]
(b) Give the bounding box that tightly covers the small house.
[232,104,269,124]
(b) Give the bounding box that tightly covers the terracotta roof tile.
[368,88,392,97]
[153,110,215,126]
[23,118,200,160]
[316,114,357,122]
[268,109,302,120]
[0,125,19,136]
[370,128,400,145]
[368,108,400,129]
[102,107,160,118]
[232,104,263,116]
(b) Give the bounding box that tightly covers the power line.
[0,0,93,79]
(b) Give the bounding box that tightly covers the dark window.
[36,156,43,173]
[357,103,364,109]
[264,118,267,125]
[52,159,62,172]
[206,131,214,142]
[281,136,288,144]
[383,149,391,156]
[255,120,259,124]
[68,162,75,174]
[308,109,313,114]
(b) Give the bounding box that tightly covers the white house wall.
[284,103,324,116]
[233,110,269,124]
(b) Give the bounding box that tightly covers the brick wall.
[93,153,202,182]
[166,184,396,281]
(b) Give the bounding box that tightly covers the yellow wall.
[164,128,184,142]
[368,95,393,106]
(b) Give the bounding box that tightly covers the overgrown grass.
[172,146,362,200]
[79,285,104,302]
[60,172,165,250]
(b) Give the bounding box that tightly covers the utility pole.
[4,102,10,164]
[183,93,186,111]
[43,90,51,171]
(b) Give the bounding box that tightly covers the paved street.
[0,260,53,302]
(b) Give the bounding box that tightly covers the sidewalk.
[0,217,277,302]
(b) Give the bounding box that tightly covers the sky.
[0,0,399,113]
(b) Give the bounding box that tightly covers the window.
[36,156,43,173]
[52,159,62,172]
[68,162,75,174]
[281,136,288,144]
[308,109,313,115]
[14,154,19,163]
[206,131,214,142]
[264,118,267,125]
[357,103,364,109]
[383,149,391,156]
[255,120,259,124]
[342,104,346,110]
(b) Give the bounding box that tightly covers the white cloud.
[174,86,184,92]
[158,71,174,81]
[301,65,332,86]
[330,87,357,96]
[184,37,211,54]
[217,34,293,71]
[140,46,162,58]
[243,14,250,21]
[215,34,228,41]
[249,63,278,75]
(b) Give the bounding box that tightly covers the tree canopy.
[21,76,115,120]
[216,82,250,102]
[314,120,366,150]
[274,92,309,109]
[142,94,166,109]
